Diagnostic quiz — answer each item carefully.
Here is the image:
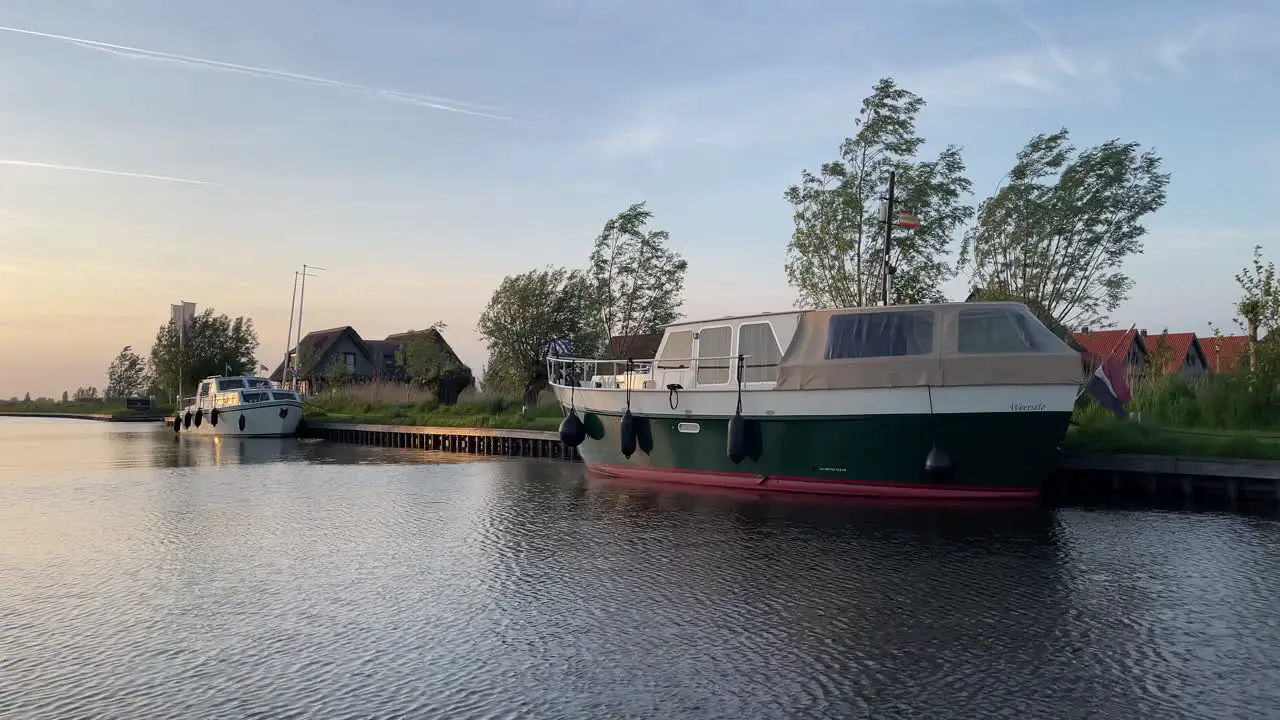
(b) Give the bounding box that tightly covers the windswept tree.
[959,128,1170,330]
[478,266,597,404]
[149,308,259,401]
[395,322,474,404]
[588,201,688,357]
[1233,245,1279,343]
[105,345,149,399]
[784,77,974,307]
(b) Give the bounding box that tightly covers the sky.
[1,0,1277,398]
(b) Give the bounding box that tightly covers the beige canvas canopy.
[774,302,1082,390]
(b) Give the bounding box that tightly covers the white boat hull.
[174,400,304,437]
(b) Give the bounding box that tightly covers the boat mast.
[283,271,300,390]
[291,264,324,391]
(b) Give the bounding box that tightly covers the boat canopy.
[774,302,1081,390]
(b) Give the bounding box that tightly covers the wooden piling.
[303,421,580,463]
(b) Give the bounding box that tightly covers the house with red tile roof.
[1072,327,1148,387]
[1141,331,1209,377]
[1201,335,1252,373]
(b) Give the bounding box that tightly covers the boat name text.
[1009,402,1047,412]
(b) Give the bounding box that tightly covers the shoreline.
[0,411,168,423]
[9,413,1280,502]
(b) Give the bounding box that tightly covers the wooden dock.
[304,421,581,461]
[1048,452,1280,505]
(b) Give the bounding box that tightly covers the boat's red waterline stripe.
[587,463,1040,500]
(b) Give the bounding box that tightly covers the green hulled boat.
[549,302,1083,500]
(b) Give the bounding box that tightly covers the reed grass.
[1068,345,1280,459]
[304,380,563,432]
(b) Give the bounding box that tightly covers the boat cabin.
[568,302,1080,391]
[193,376,301,409]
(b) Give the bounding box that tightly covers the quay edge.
[300,421,1280,506]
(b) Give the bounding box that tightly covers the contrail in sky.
[0,24,510,120]
[0,159,216,185]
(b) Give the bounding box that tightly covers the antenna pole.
[283,271,300,390]
[883,170,895,306]
[291,265,326,391]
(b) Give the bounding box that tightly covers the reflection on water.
[2,417,1280,718]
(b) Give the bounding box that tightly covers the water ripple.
[2,419,1280,718]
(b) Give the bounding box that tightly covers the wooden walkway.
[304,421,580,461]
[1051,452,1280,504]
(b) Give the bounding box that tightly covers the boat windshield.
[956,307,1064,354]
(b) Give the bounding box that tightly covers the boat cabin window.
[657,330,694,369]
[696,326,732,385]
[246,378,272,388]
[825,310,934,359]
[241,391,267,403]
[271,392,298,401]
[198,382,212,397]
[957,307,1063,354]
[218,378,246,391]
[739,322,783,383]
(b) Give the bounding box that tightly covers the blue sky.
[1,0,1276,397]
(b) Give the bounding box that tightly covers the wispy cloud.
[1153,14,1270,75]
[0,24,512,120]
[587,11,1273,159]
[0,160,215,185]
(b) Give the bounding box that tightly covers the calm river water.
[3,418,1280,719]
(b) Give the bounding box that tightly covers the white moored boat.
[173,375,304,437]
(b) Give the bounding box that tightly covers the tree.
[959,128,1170,330]
[1234,245,1279,342]
[61,391,69,403]
[73,387,99,401]
[588,202,688,357]
[1147,329,1174,379]
[478,266,596,404]
[395,323,474,405]
[324,356,352,391]
[105,345,149,399]
[149,308,259,401]
[784,77,974,308]
[22,392,31,403]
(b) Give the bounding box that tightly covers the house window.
[657,331,694,369]
[957,307,1062,354]
[696,326,732,385]
[738,322,783,383]
[343,352,357,372]
[384,353,396,372]
[825,311,934,359]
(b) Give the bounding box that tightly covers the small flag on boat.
[260,364,270,372]
[225,363,233,376]
[1086,354,1131,420]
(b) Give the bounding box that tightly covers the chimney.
[1140,329,1147,336]
[1080,326,1090,333]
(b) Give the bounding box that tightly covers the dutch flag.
[1087,353,1131,420]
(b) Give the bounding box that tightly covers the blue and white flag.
[550,338,571,356]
